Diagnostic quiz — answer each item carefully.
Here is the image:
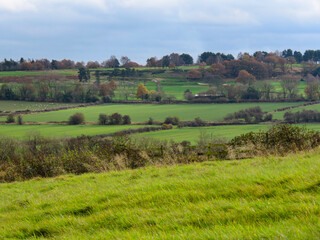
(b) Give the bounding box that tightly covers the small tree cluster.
[224,106,272,123]
[69,113,85,125]
[98,113,131,125]
[284,110,320,123]
[164,116,180,125]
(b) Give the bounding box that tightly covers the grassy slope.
[12,102,305,123]
[0,101,80,112]
[1,153,320,239]
[0,125,148,139]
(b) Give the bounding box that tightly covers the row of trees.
[284,110,320,123]
[0,80,117,103]
[2,49,320,72]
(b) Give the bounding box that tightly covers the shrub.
[17,115,23,125]
[110,113,122,125]
[69,113,85,125]
[98,114,109,125]
[6,114,15,123]
[225,106,271,123]
[122,115,131,125]
[147,117,154,125]
[164,116,180,125]
[230,124,320,155]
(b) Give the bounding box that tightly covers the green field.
[138,123,320,144]
[0,101,80,112]
[0,125,148,139]
[1,153,320,239]
[273,103,320,119]
[10,102,306,123]
[0,69,77,77]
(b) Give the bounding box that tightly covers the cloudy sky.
[1,0,320,64]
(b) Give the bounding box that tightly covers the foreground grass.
[1,153,320,239]
[13,102,305,123]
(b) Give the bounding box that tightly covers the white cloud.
[0,0,320,25]
[0,0,37,12]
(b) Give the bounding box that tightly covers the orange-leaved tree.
[136,83,149,100]
[235,70,256,85]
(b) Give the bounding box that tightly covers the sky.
[1,0,320,64]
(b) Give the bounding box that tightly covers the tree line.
[1,49,320,72]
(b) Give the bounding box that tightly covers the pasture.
[138,123,320,144]
[0,101,80,112]
[273,102,320,119]
[1,153,320,239]
[0,125,148,139]
[12,102,305,123]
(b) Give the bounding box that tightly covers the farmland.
[0,100,80,112]
[0,125,148,139]
[3,102,305,123]
[1,153,320,239]
[138,123,320,144]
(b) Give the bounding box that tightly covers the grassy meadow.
[0,125,148,139]
[5,102,305,123]
[0,101,80,112]
[1,153,320,239]
[273,102,320,119]
[138,123,320,144]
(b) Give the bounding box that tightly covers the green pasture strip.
[0,101,80,112]
[0,125,148,139]
[138,125,271,143]
[138,123,320,144]
[13,103,306,123]
[273,103,320,119]
[1,153,320,239]
[0,69,77,77]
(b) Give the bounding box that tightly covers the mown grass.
[0,101,80,112]
[12,102,305,123]
[1,153,320,239]
[0,125,148,139]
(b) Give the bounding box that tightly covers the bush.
[17,115,23,125]
[122,115,131,125]
[164,116,180,125]
[147,117,154,125]
[224,106,271,123]
[98,114,109,125]
[110,113,122,125]
[230,124,320,154]
[6,114,15,123]
[69,113,85,125]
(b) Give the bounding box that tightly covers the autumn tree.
[187,69,202,80]
[136,83,149,100]
[120,56,131,67]
[19,84,36,101]
[255,81,274,100]
[281,78,299,98]
[99,80,118,98]
[235,70,256,85]
[39,82,50,101]
[305,81,320,100]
